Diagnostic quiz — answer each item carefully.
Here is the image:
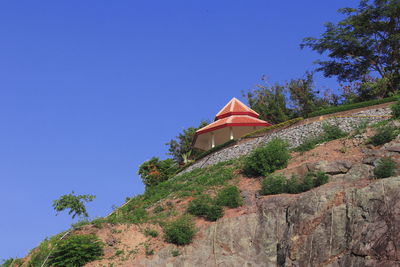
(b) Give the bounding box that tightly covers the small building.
[193,97,272,151]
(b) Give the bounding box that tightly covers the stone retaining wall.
[180,106,391,174]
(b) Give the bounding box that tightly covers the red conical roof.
[215,97,259,120]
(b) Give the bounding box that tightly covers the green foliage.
[261,171,329,195]
[287,72,328,117]
[171,250,180,257]
[53,192,95,219]
[321,122,347,141]
[1,258,23,267]
[243,78,292,124]
[301,0,400,93]
[261,174,286,195]
[187,195,223,221]
[144,243,154,256]
[314,171,330,186]
[107,207,148,224]
[29,239,53,267]
[164,216,196,245]
[215,186,243,208]
[351,119,369,136]
[138,157,178,188]
[166,121,208,164]
[368,125,398,146]
[374,158,396,178]
[308,96,396,117]
[48,234,104,267]
[71,219,91,229]
[144,228,159,238]
[391,98,400,119]
[153,205,164,213]
[110,161,237,225]
[294,136,322,152]
[243,138,290,176]
[195,139,236,161]
[241,117,303,138]
[294,122,347,152]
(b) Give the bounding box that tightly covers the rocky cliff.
[135,132,400,267]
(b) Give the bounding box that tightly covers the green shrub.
[144,229,159,238]
[308,96,397,117]
[369,125,398,146]
[243,138,290,176]
[260,171,329,196]
[29,239,52,267]
[286,176,301,194]
[300,172,315,192]
[215,186,243,208]
[186,195,223,221]
[164,216,196,245]
[294,123,347,152]
[1,258,23,267]
[391,98,400,119]
[138,157,178,188]
[293,136,322,152]
[144,243,154,256]
[261,175,286,195]
[314,171,329,186]
[322,123,347,141]
[153,205,164,213]
[171,249,180,257]
[47,234,104,267]
[374,158,396,178]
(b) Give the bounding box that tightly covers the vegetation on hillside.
[302,0,400,95]
[294,123,348,152]
[242,138,290,176]
[53,192,96,219]
[261,171,329,195]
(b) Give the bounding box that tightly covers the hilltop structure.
[193,97,271,150]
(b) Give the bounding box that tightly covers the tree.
[166,121,208,164]
[138,157,178,187]
[53,192,95,219]
[287,72,324,117]
[301,0,400,94]
[243,76,292,124]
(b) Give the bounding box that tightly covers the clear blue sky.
[0,0,359,260]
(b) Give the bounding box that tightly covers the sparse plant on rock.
[374,158,396,178]
[368,125,398,146]
[261,171,329,195]
[391,98,400,119]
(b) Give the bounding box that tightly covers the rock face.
[137,177,400,267]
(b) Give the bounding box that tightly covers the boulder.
[308,160,352,175]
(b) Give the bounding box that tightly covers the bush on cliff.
[243,138,290,176]
[48,234,104,267]
[261,171,329,195]
[187,195,223,221]
[164,216,196,245]
[391,98,400,119]
[374,158,396,178]
[216,185,243,208]
[368,125,398,146]
[294,122,347,152]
